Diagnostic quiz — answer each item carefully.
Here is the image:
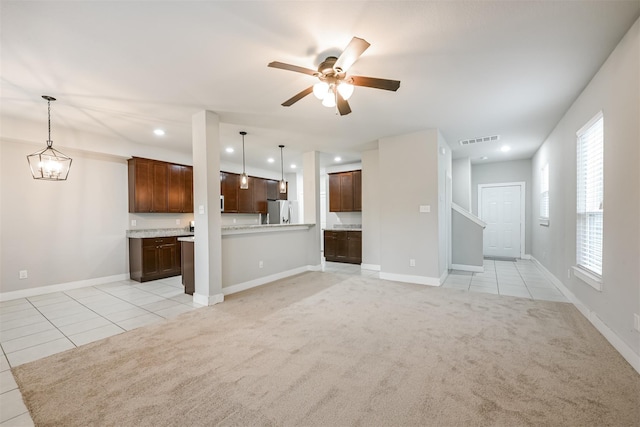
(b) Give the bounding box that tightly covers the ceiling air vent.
[459,135,500,146]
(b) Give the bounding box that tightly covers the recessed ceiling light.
[225,147,234,153]
[153,129,165,136]
[290,164,297,169]
[481,156,488,160]
[267,158,274,163]
[500,145,511,152]
[334,156,342,162]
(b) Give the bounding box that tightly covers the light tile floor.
[1,260,566,425]
[0,275,202,426]
[442,259,569,302]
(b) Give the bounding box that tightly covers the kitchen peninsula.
[128,222,318,295]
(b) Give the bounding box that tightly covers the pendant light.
[239,131,249,189]
[27,96,72,181]
[278,144,287,194]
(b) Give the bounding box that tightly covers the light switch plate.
[634,314,640,332]
[419,205,431,213]
[131,220,136,227]
[198,205,205,214]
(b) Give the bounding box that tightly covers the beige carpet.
[12,272,640,426]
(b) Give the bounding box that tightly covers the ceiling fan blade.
[350,75,401,91]
[282,86,313,107]
[337,93,352,116]
[334,37,370,72]
[268,61,318,76]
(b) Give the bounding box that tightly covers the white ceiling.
[1,1,638,173]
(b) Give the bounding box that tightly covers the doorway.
[478,182,525,259]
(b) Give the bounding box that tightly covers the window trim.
[539,162,549,226]
[575,110,604,284]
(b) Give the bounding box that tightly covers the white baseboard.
[0,273,130,302]
[222,265,316,296]
[361,264,381,272]
[379,272,441,286]
[193,292,224,306]
[522,254,532,260]
[530,256,640,375]
[451,263,484,273]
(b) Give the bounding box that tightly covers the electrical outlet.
[176,219,180,225]
[633,314,640,332]
[409,259,416,267]
[233,218,237,224]
[131,220,137,227]
[19,270,27,279]
[419,205,431,213]
[259,261,264,269]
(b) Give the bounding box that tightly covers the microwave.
[220,195,224,212]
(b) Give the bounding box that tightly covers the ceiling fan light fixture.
[337,82,354,100]
[322,87,336,108]
[313,82,329,99]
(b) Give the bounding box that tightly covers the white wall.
[378,129,443,284]
[531,18,639,360]
[1,140,128,293]
[361,150,381,268]
[452,157,472,211]
[472,159,533,255]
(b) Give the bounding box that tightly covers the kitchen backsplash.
[128,213,194,230]
[326,211,362,229]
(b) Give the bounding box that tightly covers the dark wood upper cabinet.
[353,170,362,212]
[238,177,254,213]
[220,172,239,213]
[253,177,268,214]
[128,158,153,213]
[329,170,362,212]
[267,179,279,201]
[128,158,192,213]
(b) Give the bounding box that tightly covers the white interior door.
[480,185,521,258]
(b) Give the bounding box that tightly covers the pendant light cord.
[47,99,52,147]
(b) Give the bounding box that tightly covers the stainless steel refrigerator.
[266,200,298,224]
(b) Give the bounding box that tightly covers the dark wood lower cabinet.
[324,230,362,264]
[181,240,195,295]
[129,237,182,282]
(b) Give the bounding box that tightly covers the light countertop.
[127,224,315,239]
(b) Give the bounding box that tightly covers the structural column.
[191,111,223,305]
[302,151,322,267]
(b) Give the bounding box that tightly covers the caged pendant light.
[278,145,287,193]
[27,96,72,181]
[239,131,249,189]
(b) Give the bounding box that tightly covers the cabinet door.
[253,178,268,214]
[128,158,153,213]
[158,244,177,274]
[167,164,184,213]
[142,245,159,276]
[335,231,349,260]
[324,231,337,260]
[183,166,193,213]
[339,173,354,212]
[329,173,341,212]
[353,170,362,212]
[347,231,362,264]
[221,172,239,212]
[151,161,168,212]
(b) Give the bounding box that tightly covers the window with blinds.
[540,163,549,222]
[576,111,604,277]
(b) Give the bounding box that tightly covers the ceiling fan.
[268,37,401,116]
